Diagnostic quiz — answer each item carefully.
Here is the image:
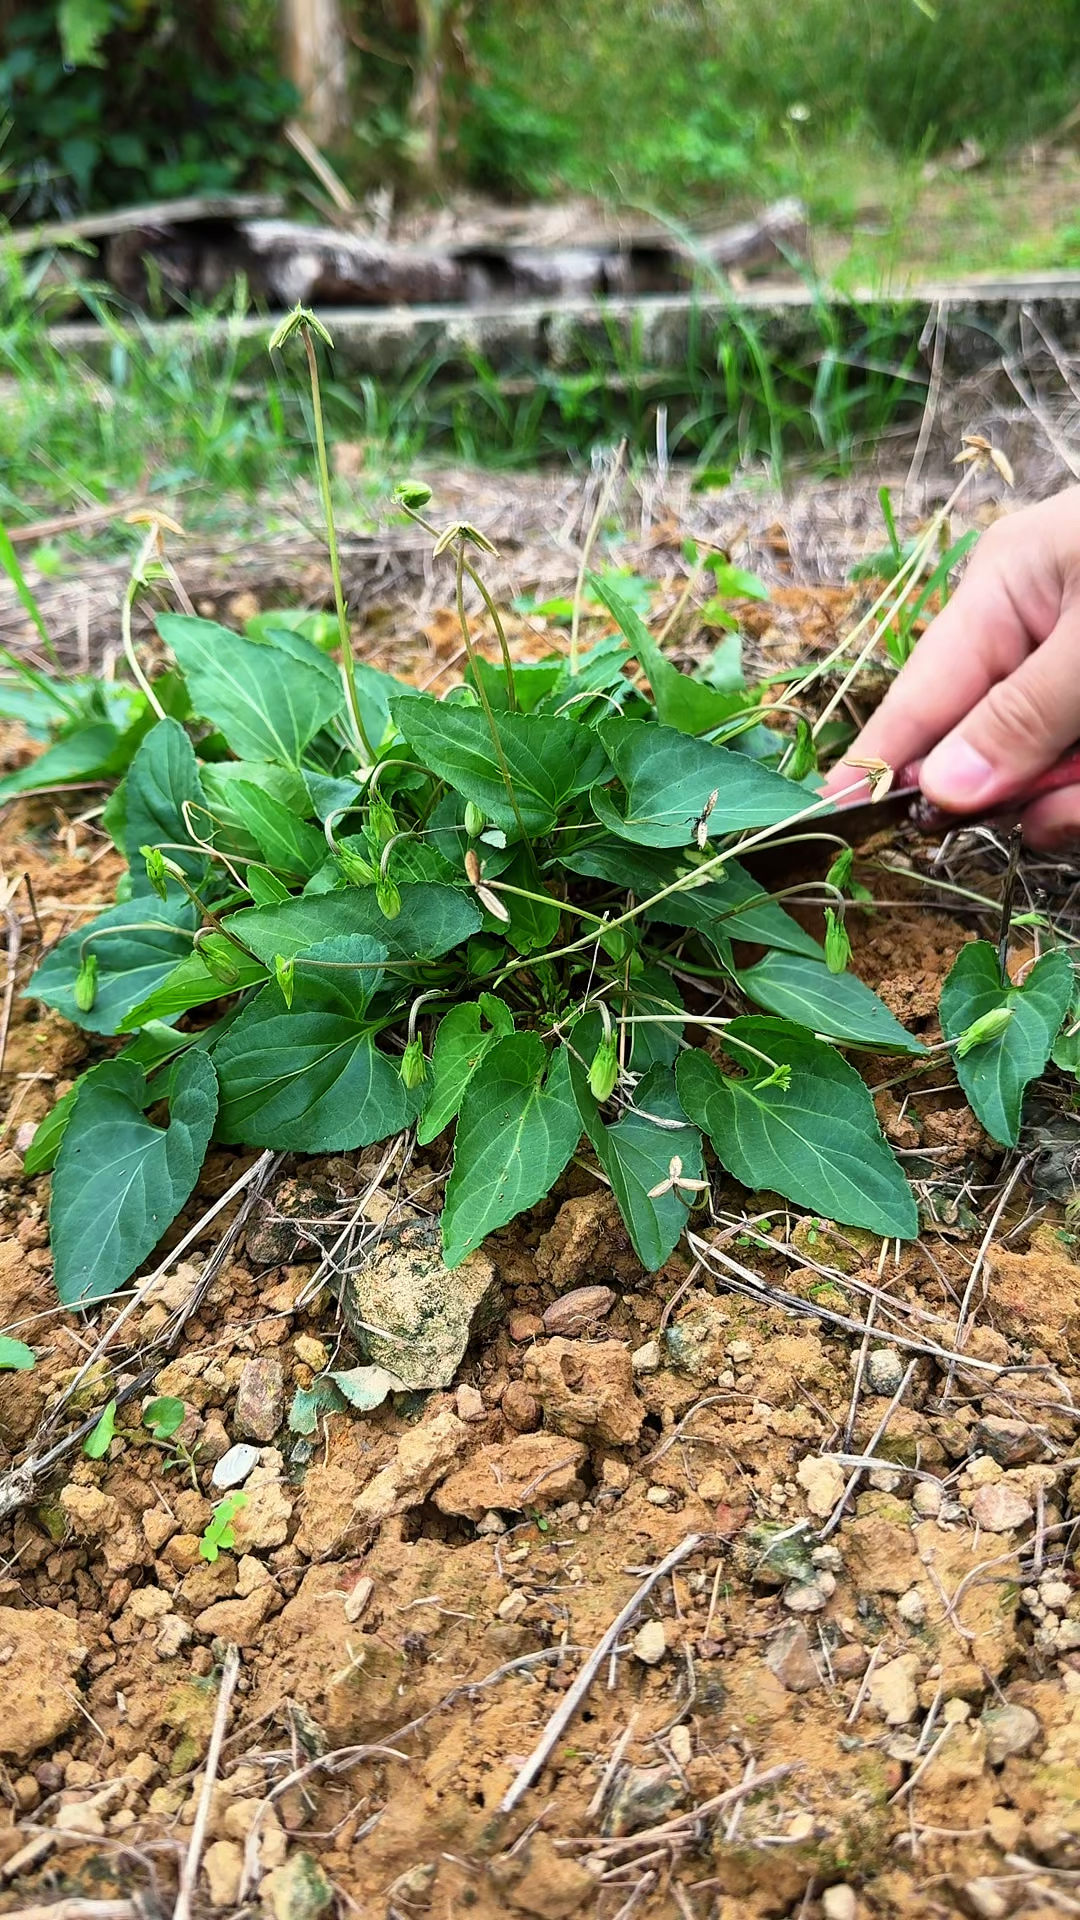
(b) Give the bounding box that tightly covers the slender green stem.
[494,781,859,987]
[486,879,606,927]
[453,544,535,861]
[462,555,517,711]
[301,327,375,765]
[122,527,166,721]
[401,503,517,710]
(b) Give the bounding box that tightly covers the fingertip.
[820,762,872,803]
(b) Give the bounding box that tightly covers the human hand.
[821,487,1080,848]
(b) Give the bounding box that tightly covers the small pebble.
[632,1340,661,1375]
[913,1480,943,1517]
[969,1482,1034,1534]
[981,1702,1040,1765]
[783,1577,832,1615]
[823,1888,857,1920]
[455,1384,485,1423]
[497,1590,528,1623]
[344,1576,374,1624]
[646,1486,673,1506]
[669,1724,692,1767]
[867,1347,904,1395]
[542,1286,615,1335]
[476,1511,507,1537]
[1039,1579,1072,1611]
[211,1444,260,1491]
[811,1544,843,1573]
[897,1588,926,1627]
[727,1339,753,1364]
[633,1619,667,1666]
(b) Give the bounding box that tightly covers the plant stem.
[569,442,625,676]
[494,780,860,987]
[301,326,375,765]
[453,543,535,860]
[402,503,517,710]
[122,527,166,721]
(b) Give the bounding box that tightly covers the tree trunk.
[281,0,351,148]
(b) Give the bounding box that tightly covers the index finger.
[821,528,1045,795]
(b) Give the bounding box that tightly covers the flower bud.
[74,952,98,1012]
[367,795,397,847]
[394,480,433,510]
[464,801,485,838]
[400,1036,427,1088]
[337,846,376,888]
[587,1032,619,1103]
[825,847,854,893]
[198,934,242,987]
[787,718,817,781]
[142,845,170,901]
[376,874,402,921]
[955,1005,1014,1057]
[824,907,851,975]
[274,955,295,1008]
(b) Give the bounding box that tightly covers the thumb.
[919,604,1080,811]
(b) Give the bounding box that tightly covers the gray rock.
[972,1416,1040,1466]
[542,1286,615,1335]
[783,1575,833,1614]
[603,1766,684,1838]
[867,1347,905,1395]
[733,1520,815,1588]
[233,1357,285,1443]
[211,1443,260,1490]
[981,1703,1040,1766]
[341,1216,501,1391]
[765,1622,821,1693]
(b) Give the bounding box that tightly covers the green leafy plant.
[940,943,1074,1147]
[142,1395,185,1441]
[84,1397,117,1457]
[199,1492,247,1563]
[18,314,1079,1309]
[0,1336,36,1370]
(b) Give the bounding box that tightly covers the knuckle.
[980,672,1055,745]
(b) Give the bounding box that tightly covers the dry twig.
[499,1534,703,1815]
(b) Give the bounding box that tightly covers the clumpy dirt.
[2,548,1080,1920]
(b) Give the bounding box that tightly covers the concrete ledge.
[43,275,1080,385]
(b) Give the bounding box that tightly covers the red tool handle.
[896,747,1080,812]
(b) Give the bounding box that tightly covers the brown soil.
[2,526,1080,1920]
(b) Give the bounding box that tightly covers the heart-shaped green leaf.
[939,941,1074,1146]
[27,897,197,1035]
[677,1018,917,1238]
[442,1036,582,1266]
[592,720,820,848]
[158,614,343,767]
[737,950,924,1053]
[573,1054,704,1270]
[391,692,608,835]
[212,941,421,1151]
[223,884,481,968]
[417,994,515,1146]
[124,717,208,892]
[51,1051,218,1306]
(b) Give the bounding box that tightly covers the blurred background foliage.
[3,0,1080,220]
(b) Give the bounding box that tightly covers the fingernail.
[920,735,998,807]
